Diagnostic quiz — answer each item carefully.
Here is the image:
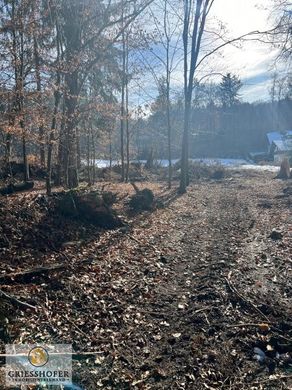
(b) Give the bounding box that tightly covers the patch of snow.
[84,158,280,173]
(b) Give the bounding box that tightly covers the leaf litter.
[0,172,291,389]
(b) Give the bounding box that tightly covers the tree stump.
[129,183,154,211]
[276,158,290,180]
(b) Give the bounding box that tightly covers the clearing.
[0,170,291,389]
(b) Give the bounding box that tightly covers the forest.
[0,0,291,389]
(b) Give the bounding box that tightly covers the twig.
[224,277,269,322]
[127,234,141,245]
[226,322,272,328]
[66,318,91,340]
[0,289,37,311]
[0,258,93,284]
[251,374,292,385]
[0,263,67,283]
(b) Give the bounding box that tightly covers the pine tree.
[218,73,242,108]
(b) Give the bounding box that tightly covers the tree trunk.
[22,130,29,182]
[179,0,210,193]
[164,0,172,189]
[120,8,126,182]
[62,3,80,189]
[5,131,13,180]
[77,126,81,170]
[63,66,79,189]
[46,140,53,196]
[66,118,79,188]
[125,33,130,182]
[33,33,45,167]
[55,102,66,186]
[126,113,130,182]
[179,97,191,194]
[166,78,172,189]
[46,75,61,196]
[86,127,91,184]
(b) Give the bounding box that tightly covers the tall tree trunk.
[62,3,80,189]
[179,0,210,193]
[21,133,29,182]
[33,33,45,167]
[5,113,13,180]
[109,127,112,180]
[5,134,12,167]
[163,0,172,189]
[11,1,29,182]
[55,103,66,186]
[65,85,79,189]
[77,126,81,170]
[166,76,172,189]
[91,128,96,183]
[120,29,126,182]
[125,33,130,182]
[46,49,61,195]
[125,110,130,182]
[46,85,60,195]
[180,96,191,193]
[19,24,29,182]
[86,127,91,184]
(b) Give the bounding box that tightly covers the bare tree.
[138,0,183,188]
[270,0,292,65]
[179,0,215,193]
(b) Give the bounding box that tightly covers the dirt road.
[1,171,291,389]
[69,172,291,389]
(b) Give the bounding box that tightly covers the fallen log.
[0,181,34,196]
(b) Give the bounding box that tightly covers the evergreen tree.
[218,73,242,108]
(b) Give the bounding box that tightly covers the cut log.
[0,181,34,196]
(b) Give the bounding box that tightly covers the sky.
[208,0,279,102]
[133,0,286,107]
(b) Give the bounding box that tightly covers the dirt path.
[0,172,291,389]
[70,173,291,389]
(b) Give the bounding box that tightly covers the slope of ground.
[0,171,291,389]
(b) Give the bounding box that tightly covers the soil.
[0,170,291,389]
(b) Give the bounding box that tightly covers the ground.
[0,170,291,389]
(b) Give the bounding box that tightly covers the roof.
[267,131,292,154]
[249,152,267,157]
[267,131,282,144]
